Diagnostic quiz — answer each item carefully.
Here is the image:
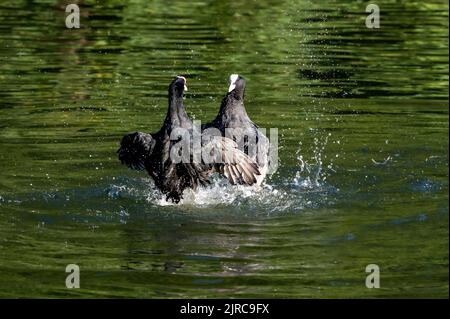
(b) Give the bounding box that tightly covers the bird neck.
[165,93,189,126]
[219,93,247,117]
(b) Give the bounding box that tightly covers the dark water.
[0,0,448,298]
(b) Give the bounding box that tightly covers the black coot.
[118,76,260,203]
[203,74,269,185]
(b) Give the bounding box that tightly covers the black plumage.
[203,74,269,185]
[118,76,260,203]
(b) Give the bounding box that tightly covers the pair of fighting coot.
[118,74,269,203]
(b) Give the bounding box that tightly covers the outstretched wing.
[204,137,261,185]
[118,132,155,170]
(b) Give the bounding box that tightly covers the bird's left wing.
[118,132,155,170]
[203,137,261,185]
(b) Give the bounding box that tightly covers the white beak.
[184,84,188,92]
[228,74,239,92]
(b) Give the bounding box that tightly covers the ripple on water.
[410,178,442,194]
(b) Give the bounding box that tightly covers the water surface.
[0,0,448,298]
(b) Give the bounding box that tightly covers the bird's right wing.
[118,132,155,170]
[204,137,261,185]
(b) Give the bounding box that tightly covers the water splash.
[293,132,334,190]
[103,128,340,213]
[108,176,292,211]
[105,135,338,214]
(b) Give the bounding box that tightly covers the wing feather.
[118,132,155,170]
[203,137,260,186]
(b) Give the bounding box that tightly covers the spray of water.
[293,132,334,190]
[107,131,338,213]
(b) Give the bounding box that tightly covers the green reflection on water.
[0,0,448,298]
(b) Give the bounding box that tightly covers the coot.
[118,76,260,203]
[203,74,269,185]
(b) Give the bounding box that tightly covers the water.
[0,0,448,298]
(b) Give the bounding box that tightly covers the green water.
[0,0,448,298]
